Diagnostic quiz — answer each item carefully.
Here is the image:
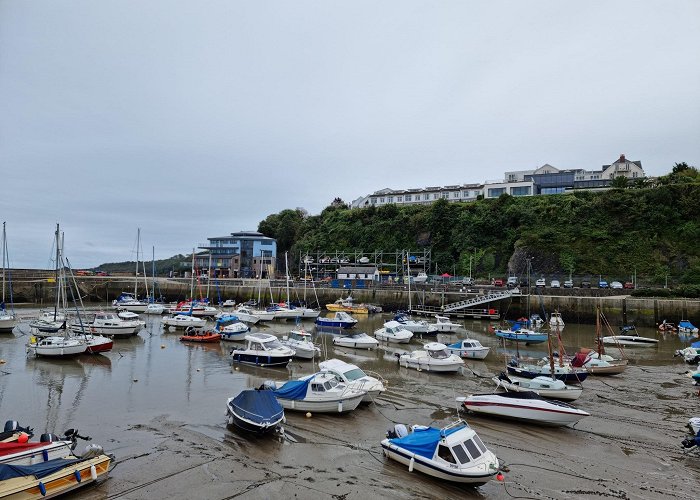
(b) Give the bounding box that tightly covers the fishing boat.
[375,321,413,344]
[679,320,699,334]
[180,328,221,343]
[315,311,358,329]
[394,313,438,334]
[0,449,112,499]
[494,322,547,344]
[316,359,386,402]
[461,391,590,426]
[161,314,207,329]
[269,372,366,413]
[332,332,379,350]
[226,389,285,434]
[381,420,500,484]
[492,372,582,401]
[230,333,295,367]
[398,343,464,372]
[0,223,18,333]
[279,330,320,359]
[432,315,461,332]
[446,339,490,360]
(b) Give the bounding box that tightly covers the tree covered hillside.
[258,183,700,285]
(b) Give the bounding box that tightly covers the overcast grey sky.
[1,1,699,268]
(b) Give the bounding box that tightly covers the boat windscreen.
[343,368,366,381]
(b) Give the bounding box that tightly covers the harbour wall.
[7,274,699,327]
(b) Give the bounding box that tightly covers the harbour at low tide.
[1,307,699,499]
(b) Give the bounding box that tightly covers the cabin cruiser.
[375,321,414,344]
[161,314,207,329]
[446,339,490,359]
[315,311,358,329]
[267,303,303,320]
[167,300,219,317]
[316,359,385,403]
[398,343,464,373]
[268,371,366,413]
[549,312,565,329]
[394,313,438,334]
[381,420,500,484]
[280,330,320,359]
[230,333,295,367]
[70,312,143,339]
[26,335,87,357]
[462,391,590,426]
[432,314,461,332]
[111,292,149,313]
[332,332,379,350]
[233,305,274,323]
[492,372,582,401]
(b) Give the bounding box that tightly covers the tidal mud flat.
[1,310,698,499]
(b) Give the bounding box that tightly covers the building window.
[487,187,506,197]
[396,196,402,202]
[405,194,412,201]
[510,186,531,196]
[379,197,385,203]
[387,196,393,203]
[541,187,565,195]
[424,194,430,200]
[453,192,459,198]
[433,193,439,200]
[442,192,449,199]
[371,198,377,204]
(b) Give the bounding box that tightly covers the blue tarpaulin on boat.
[389,425,465,459]
[230,389,284,424]
[273,379,311,400]
[680,320,697,330]
[0,458,81,480]
[691,341,700,348]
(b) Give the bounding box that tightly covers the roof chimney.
[619,154,626,162]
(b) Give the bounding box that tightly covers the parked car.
[519,278,529,287]
[610,281,623,289]
[563,279,574,288]
[623,281,634,289]
[581,280,591,288]
[535,278,546,287]
[506,276,519,288]
[493,279,504,287]
[460,277,475,286]
[550,280,561,288]
[598,280,609,288]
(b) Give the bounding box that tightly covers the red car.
[493,279,504,287]
[623,282,634,289]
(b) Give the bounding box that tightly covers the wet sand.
[1,308,698,499]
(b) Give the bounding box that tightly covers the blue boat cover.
[691,341,700,348]
[0,457,81,480]
[389,425,465,459]
[273,379,311,400]
[679,320,697,329]
[447,341,462,349]
[230,390,284,424]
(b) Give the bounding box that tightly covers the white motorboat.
[675,346,700,364]
[70,312,143,339]
[571,350,628,375]
[270,371,366,413]
[233,305,271,323]
[332,332,379,350]
[0,311,17,333]
[413,271,428,284]
[144,303,165,315]
[217,321,250,341]
[117,309,140,321]
[432,315,461,332]
[602,334,659,347]
[375,321,414,344]
[0,437,74,467]
[394,313,438,334]
[398,343,464,373]
[492,372,582,401]
[28,310,67,334]
[293,305,321,319]
[381,420,500,484]
[221,299,236,308]
[267,303,303,320]
[26,335,87,357]
[230,333,295,367]
[549,311,565,328]
[112,292,149,313]
[446,339,490,360]
[162,314,207,329]
[167,301,219,317]
[462,391,590,426]
[280,330,320,360]
[317,358,385,402]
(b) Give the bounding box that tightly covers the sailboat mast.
[1,222,5,304]
[53,223,60,320]
[206,252,212,300]
[189,248,195,299]
[407,251,412,312]
[134,228,140,298]
[596,304,603,356]
[152,246,156,302]
[285,252,290,305]
[547,331,555,379]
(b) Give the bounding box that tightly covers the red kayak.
[180,332,221,343]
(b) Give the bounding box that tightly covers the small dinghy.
[381,420,500,484]
[446,339,490,359]
[492,372,582,401]
[315,311,358,329]
[432,315,461,332]
[602,334,658,347]
[494,322,547,344]
[269,372,366,413]
[679,320,699,334]
[398,343,464,373]
[375,321,413,344]
[180,328,221,343]
[332,332,379,350]
[461,391,590,426]
[226,389,285,434]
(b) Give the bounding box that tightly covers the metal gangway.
[442,290,514,312]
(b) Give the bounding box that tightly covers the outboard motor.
[79,443,104,459]
[4,420,33,437]
[260,380,277,391]
[40,433,60,442]
[386,423,408,439]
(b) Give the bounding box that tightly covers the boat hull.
[449,347,490,360]
[332,338,379,349]
[463,398,589,426]
[602,335,658,347]
[399,358,463,372]
[495,331,548,344]
[315,319,356,329]
[226,409,282,434]
[0,441,73,466]
[507,365,588,383]
[230,353,293,367]
[276,393,365,413]
[0,316,18,332]
[493,376,582,401]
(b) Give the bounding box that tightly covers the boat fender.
[38,481,47,496]
[74,470,82,483]
[90,464,98,481]
[42,449,49,462]
[408,456,415,472]
[338,400,343,412]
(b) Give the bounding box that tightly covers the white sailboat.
[112,229,149,312]
[0,222,18,332]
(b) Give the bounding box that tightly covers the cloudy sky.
[1,1,698,268]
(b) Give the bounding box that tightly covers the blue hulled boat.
[315,311,358,329]
[494,321,547,344]
[226,389,285,434]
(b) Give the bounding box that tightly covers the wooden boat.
[325,296,369,314]
[381,420,500,484]
[0,453,111,499]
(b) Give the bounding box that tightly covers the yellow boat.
[325,297,369,314]
[0,453,111,499]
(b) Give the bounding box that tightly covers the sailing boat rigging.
[112,229,149,312]
[571,306,629,375]
[0,222,18,332]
